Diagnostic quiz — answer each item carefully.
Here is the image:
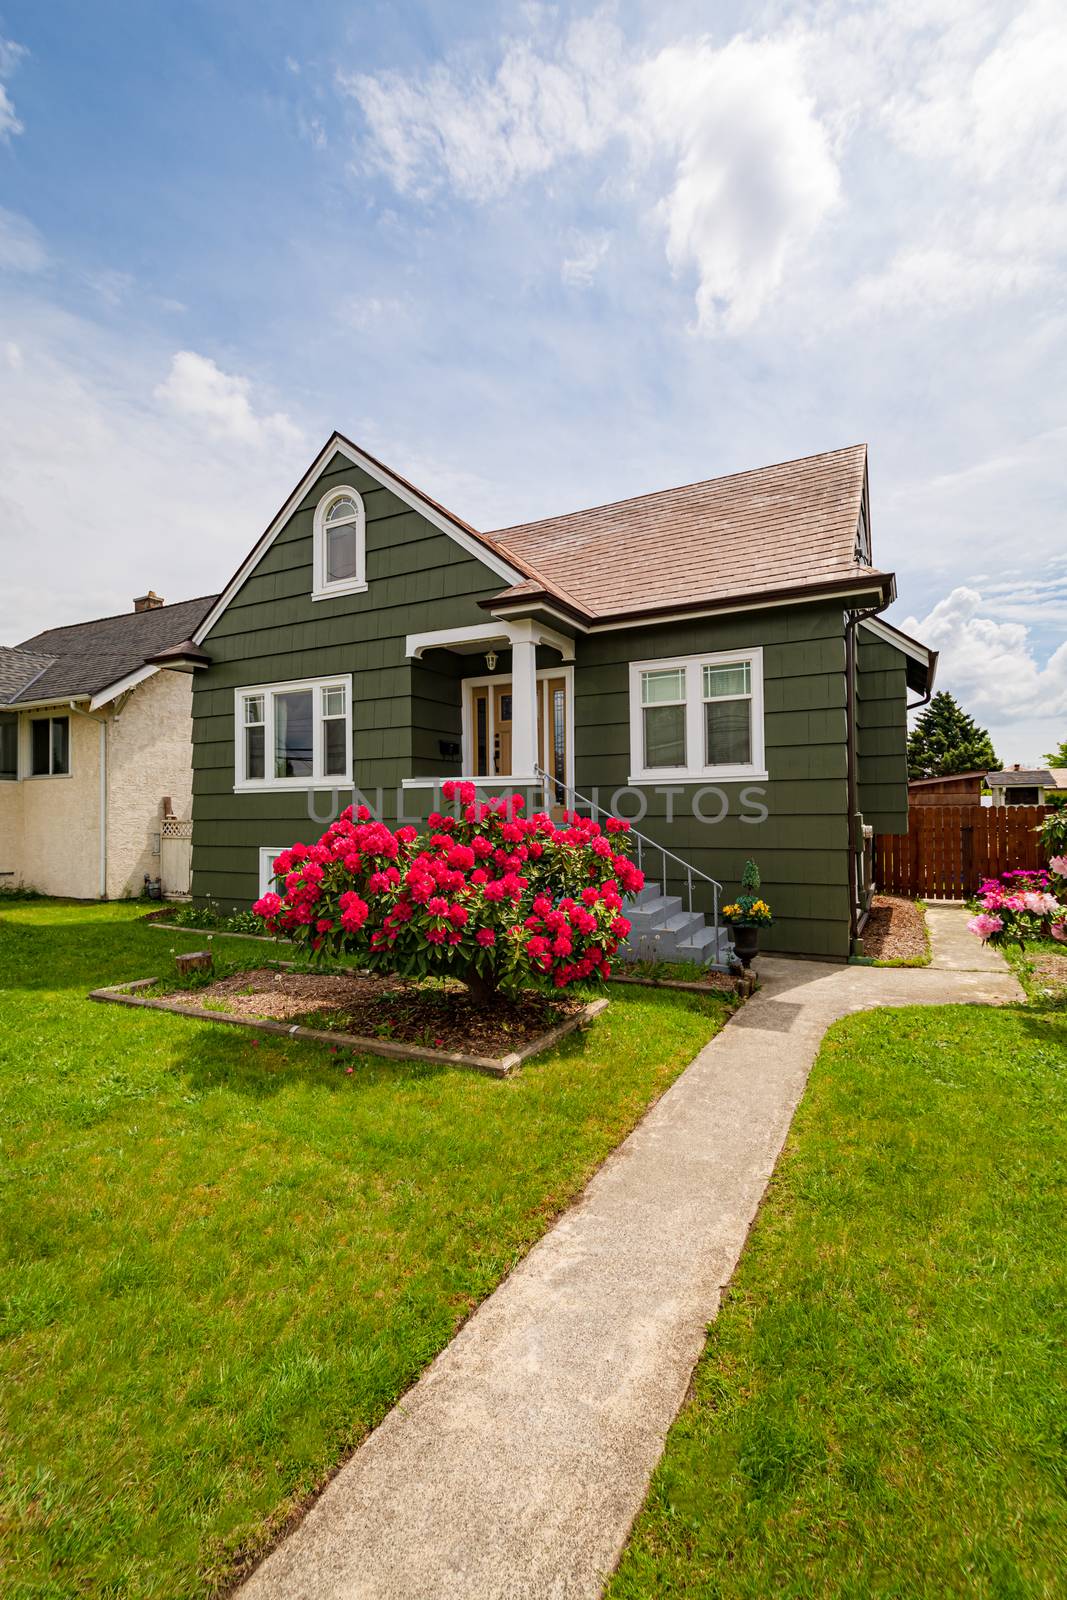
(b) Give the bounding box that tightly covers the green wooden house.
[187,435,935,961]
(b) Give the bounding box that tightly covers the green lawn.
[0,900,729,1599]
[610,1002,1067,1599]
[1002,937,1067,1008]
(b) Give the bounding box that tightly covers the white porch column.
[508,620,539,781]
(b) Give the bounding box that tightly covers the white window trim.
[233,674,353,792]
[26,712,73,780]
[0,712,19,782]
[627,647,767,784]
[258,846,289,898]
[312,485,368,602]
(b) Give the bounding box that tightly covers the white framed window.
[0,714,17,781]
[234,675,353,790]
[258,846,288,898]
[312,486,367,601]
[628,648,766,783]
[29,714,70,778]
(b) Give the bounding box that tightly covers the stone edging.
[144,921,285,944]
[87,979,610,1079]
[604,966,748,992]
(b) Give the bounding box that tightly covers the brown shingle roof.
[483,444,887,622]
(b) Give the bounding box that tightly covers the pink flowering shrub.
[967,866,1066,949]
[252,781,643,1000]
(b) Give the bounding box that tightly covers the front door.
[467,674,570,794]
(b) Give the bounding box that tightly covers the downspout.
[845,600,890,953]
[69,701,108,899]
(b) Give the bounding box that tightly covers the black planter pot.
[730,923,760,967]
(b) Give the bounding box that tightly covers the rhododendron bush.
[252,781,642,1000]
[967,866,1067,950]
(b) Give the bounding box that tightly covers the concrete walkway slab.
[237,910,1022,1600]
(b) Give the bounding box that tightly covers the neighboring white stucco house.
[0,592,215,899]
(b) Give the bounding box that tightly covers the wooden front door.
[468,674,568,789]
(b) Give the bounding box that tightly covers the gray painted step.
[620,881,734,970]
[676,924,733,961]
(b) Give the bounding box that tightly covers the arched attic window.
[313,487,367,601]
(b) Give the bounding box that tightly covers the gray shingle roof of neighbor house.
[482,443,892,623]
[986,768,1055,787]
[0,648,58,704]
[1,594,218,707]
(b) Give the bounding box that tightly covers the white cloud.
[345,14,841,332]
[638,35,840,332]
[901,586,1067,729]
[154,350,303,449]
[0,34,25,141]
[344,3,1067,332]
[0,309,310,643]
[0,207,46,273]
[343,13,625,201]
[336,293,411,331]
[853,245,1049,317]
[561,230,610,288]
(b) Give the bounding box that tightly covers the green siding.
[856,631,909,835]
[191,456,880,958]
[191,453,509,906]
[572,604,852,959]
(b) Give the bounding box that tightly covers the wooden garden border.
[87,978,609,1079]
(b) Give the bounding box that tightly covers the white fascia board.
[89,663,158,711]
[405,622,516,658]
[486,600,591,634]
[194,434,523,645]
[859,615,933,667]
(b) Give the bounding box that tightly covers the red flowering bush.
[252,781,643,1000]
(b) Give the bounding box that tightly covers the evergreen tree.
[1042,738,1067,768]
[907,692,999,780]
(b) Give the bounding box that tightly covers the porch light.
[485,649,498,672]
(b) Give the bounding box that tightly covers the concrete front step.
[620,881,734,969]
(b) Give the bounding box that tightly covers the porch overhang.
[404,620,575,663]
[404,619,573,790]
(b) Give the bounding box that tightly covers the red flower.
[476,927,496,947]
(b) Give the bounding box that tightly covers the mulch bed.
[163,968,584,1057]
[1028,952,1067,1002]
[861,895,929,963]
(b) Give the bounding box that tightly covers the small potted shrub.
[723,859,773,968]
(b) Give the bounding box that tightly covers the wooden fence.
[875,804,1047,899]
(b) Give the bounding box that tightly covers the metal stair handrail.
[534,767,722,944]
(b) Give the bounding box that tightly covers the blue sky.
[1,0,1065,760]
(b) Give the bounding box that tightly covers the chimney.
[134,591,164,613]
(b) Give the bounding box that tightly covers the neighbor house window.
[234,677,352,788]
[0,714,17,780]
[30,715,70,777]
[628,650,765,782]
[312,486,367,601]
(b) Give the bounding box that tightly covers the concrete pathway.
[238,910,1022,1600]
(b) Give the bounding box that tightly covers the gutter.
[844,597,892,953]
[67,700,109,899]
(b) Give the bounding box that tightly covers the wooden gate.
[875,805,1047,898]
[160,815,193,897]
